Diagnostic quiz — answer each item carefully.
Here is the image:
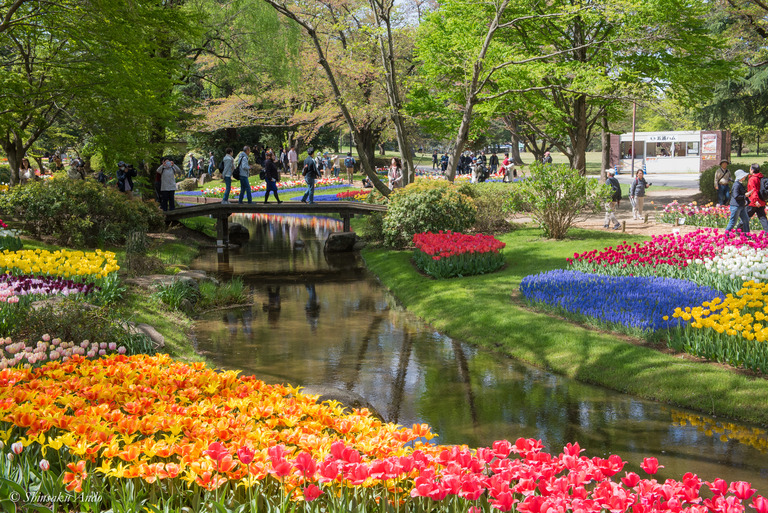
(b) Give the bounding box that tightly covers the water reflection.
[192,213,768,493]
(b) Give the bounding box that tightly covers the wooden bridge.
[163,201,387,246]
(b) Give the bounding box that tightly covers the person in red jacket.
[746,163,768,231]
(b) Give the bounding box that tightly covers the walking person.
[157,157,180,211]
[235,146,253,204]
[714,159,731,206]
[432,150,438,170]
[603,169,622,230]
[301,147,319,204]
[388,157,403,190]
[629,168,651,221]
[344,152,356,185]
[187,154,197,178]
[725,169,750,233]
[221,148,234,204]
[440,153,449,173]
[747,163,768,231]
[489,152,499,174]
[288,146,298,178]
[280,146,289,175]
[263,150,283,204]
[207,152,215,177]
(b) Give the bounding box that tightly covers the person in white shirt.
[288,147,298,178]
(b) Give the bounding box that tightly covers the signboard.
[702,134,718,154]
[648,135,677,142]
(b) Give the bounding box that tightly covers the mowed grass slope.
[362,226,768,426]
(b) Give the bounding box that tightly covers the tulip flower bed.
[520,270,723,333]
[0,334,127,369]
[335,189,372,202]
[0,249,119,281]
[666,280,768,374]
[201,177,346,198]
[413,231,506,279]
[567,228,768,295]
[658,200,764,230]
[0,274,97,297]
[2,354,768,513]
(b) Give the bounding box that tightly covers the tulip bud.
[11,442,23,455]
[40,459,50,471]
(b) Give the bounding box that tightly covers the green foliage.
[383,180,476,248]
[507,163,609,239]
[0,234,22,252]
[154,281,199,311]
[414,249,505,279]
[198,277,248,310]
[700,165,723,204]
[458,182,512,233]
[16,299,153,356]
[0,178,164,247]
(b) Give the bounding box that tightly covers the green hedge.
[383,180,476,248]
[0,178,164,247]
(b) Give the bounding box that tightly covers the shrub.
[0,178,164,247]
[506,163,608,239]
[198,277,248,309]
[458,182,512,233]
[382,180,476,248]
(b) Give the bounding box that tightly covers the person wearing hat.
[603,169,622,230]
[725,169,751,233]
[714,159,732,206]
[746,163,768,231]
[542,151,553,165]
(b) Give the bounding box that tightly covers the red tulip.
[237,446,254,465]
[731,481,756,500]
[203,442,228,463]
[752,495,768,513]
[303,484,323,502]
[640,457,663,475]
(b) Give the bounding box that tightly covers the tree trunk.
[571,94,589,175]
[601,112,610,182]
[370,0,415,185]
[510,133,524,165]
[378,143,386,156]
[736,136,743,157]
[446,101,475,181]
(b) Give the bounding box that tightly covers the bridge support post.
[215,214,229,247]
[342,213,353,232]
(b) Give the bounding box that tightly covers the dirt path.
[514,188,706,237]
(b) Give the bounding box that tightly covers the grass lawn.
[362,225,768,426]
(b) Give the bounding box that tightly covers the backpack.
[344,157,354,168]
[759,176,768,202]
[217,159,225,172]
[259,169,266,180]
[233,154,245,180]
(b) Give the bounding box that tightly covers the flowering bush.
[2,354,768,512]
[0,249,118,280]
[520,270,724,333]
[0,334,127,369]
[667,280,768,373]
[413,231,506,278]
[507,163,609,239]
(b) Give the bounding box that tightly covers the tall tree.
[414,0,727,178]
[0,0,189,182]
